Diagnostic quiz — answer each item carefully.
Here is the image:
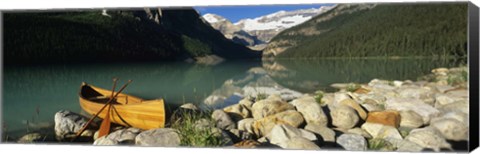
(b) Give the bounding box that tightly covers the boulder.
[135,128,181,147]
[304,123,336,142]
[251,96,295,119]
[17,133,43,143]
[223,104,251,121]
[54,110,93,141]
[237,118,255,134]
[211,109,236,130]
[366,110,400,128]
[385,98,440,124]
[405,127,451,152]
[434,94,467,108]
[266,124,317,148]
[399,110,424,128]
[395,140,425,152]
[397,87,435,105]
[361,122,402,140]
[437,101,469,114]
[290,95,328,126]
[330,105,359,129]
[346,128,372,139]
[238,98,254,110]
[104,127,142,144]
[339,98,367,120]
[430,118,468,141]
[93,136,118,145]
[252,110,304,137]
[336,134,367,151]
[284,137,321,150]
[204,95,226,107]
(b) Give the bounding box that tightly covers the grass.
[314,90,324,105]
[368,138,396,151]
[346,83,361,92]
[255,93,268,102]
[170,109,228,147]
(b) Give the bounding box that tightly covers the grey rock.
[395,140,425,152]
[438,101,469,114]
[105,128,142,143]
[54,110,92,141]
[290,95,328,126]
[135,128,180,147]
[252,110,305,137]
[361,122,402,140]
[266,124,317,148]
[251,96,295,119]
[336,134,367,151]
[435,94,467,108]
[211,109,236,130]
[330,105,359,129]
[304,123,336,142]
[430,118,468,141]
[346,127,372,139]
[405,127,451,152]
[238,98,254,110]
[204,95,226,107]
[399,110,424,128]
[17,133,43,143]
[94,136,119,145]
[397,87,435,105]
[223,104,251,121]
[385,98,440,124]
[237,118,255,134]
[284,137,321,150]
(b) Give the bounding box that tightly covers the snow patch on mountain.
[234,6,334,31]
[202,13,226,23]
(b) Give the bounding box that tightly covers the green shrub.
[170,110,227,147]
[368,138,396,151]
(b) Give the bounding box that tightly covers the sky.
[195,4,333,23]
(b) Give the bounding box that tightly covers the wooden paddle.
[96,78,119,138]
[71,79,132,142]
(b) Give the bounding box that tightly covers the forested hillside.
[3,8,260,65]
[264,3,468,59]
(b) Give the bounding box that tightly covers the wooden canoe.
[79,82,165,130]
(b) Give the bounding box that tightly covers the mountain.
[201,5,334,50]
[264,3,468,59]
[202,13,262,47]
[234,6,334,43]
[3,8,260,65]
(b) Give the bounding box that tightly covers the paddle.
[96,78,119,138]
[71,79,132,142]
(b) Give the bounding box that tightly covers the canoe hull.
[79,83,165,130]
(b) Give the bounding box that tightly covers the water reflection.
[263,58,464,93]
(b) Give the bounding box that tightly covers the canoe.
[79,82,165,130]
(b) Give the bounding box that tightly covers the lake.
[1,58,463,138]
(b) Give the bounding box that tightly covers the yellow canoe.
[79,82,165,130]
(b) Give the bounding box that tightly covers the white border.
[0,0,474,10]
[0,0,478,154]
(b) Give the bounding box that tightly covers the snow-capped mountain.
[201,5,334,50]
[203,13,227,23]
[235,6,333,32]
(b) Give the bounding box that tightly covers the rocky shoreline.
[14,66,469,152]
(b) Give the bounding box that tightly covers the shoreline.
[4,66,470,152]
